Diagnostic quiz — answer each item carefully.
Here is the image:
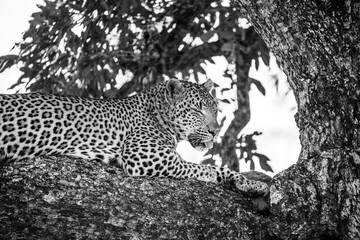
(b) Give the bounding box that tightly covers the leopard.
[0,79,269,196]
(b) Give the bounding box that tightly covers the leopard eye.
[191,105,204,116]
[199,101,203,109]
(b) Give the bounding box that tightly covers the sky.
[0,1,42,92]
[0,1,301,176]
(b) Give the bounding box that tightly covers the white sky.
[0,1,301,176]
[0,0,42,92]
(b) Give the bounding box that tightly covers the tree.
[1,0,359,239]
[236,0,360,238]
[0,0,273,173]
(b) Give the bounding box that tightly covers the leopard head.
[164,79,220,151]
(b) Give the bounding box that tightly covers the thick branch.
[236,0,360,238]
[0,156,273,239]
[237,0,360,153]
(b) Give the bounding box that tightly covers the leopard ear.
[202,79,213,91]
[165,79,185,104]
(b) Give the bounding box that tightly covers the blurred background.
[0,0,300,176]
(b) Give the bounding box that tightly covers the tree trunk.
[235,0,360,239]
[210,63,252,172]
[1,1,359,239]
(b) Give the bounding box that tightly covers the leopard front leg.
[119,133,269,197]
[214,166,270,196]
[170,158,269,196]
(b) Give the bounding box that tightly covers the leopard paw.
[235,179,269,197]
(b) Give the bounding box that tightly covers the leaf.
[252,131,262,136]
[260,49,270,66]
[202,158,216,165]
[244,134,257,151]
[254,153,273,172]
[200,30,216,43]
[219,98,231,104]
[8,75,26,90]
[196,65,206,75]
[220,87,231,94]
[0,55,18,73]
[250,78,266,96]
[206,57,215,64]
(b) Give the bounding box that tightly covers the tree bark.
[0,156,272,240]
[236,0,360,239]
[1,1,359,239]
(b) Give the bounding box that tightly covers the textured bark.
[1,1,359,239]
[0,156,272,240]
[236,0,360,239]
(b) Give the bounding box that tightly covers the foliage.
[202,131,273,172]
[238,132,273,172]
[0,0,272,172]
[0,0,270,96]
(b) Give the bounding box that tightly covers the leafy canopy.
[1,0,268,97]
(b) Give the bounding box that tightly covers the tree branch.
[0,156,273,239]
[235,0,360,238]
